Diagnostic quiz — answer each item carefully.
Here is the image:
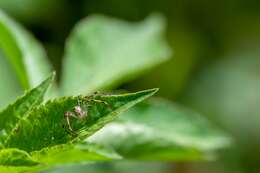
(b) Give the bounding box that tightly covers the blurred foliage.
[183,49,260,173]
[0,0,259,173]
[88,98,231,161]
[0,7,232,173]
[0,51,22,108]
[43,161,170,173]
[61,14,171,95]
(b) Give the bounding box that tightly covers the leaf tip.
[43,72,56,87]
[134,88,159,100]
[141,88,159,95]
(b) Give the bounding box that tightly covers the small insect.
[63,92,111,134]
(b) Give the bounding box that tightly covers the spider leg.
[92,99,109,106]
[63,123,77,136]
[65,115,73,132]
[64,112,77,133]
[83,92,112,110]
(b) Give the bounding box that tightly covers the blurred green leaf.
[128,26,205,99]
[0,148,38,166]
[61,14,171,95]
[0,0,63,23]
[88,98,232,161]
[182,50,260,171]
[0,73,54,144]
[183,50,260,142]
[0,166,30,173]
[0,9,53,90]
[0,51,23,108]
[31,142,121,169]
[44,161,169,173]
[0,148,38,173]
[4,89,158,152]
[0,143,121,173]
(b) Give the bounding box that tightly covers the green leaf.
[0,166,29,173]
[0,9,53,90]
[0,50,23,108]
[0,73,55,143]
[4,89,158,153]
[0,148,38,167]
[61,14,171,95]
[0,143,121,173]
[31,142,121,169]
[88,98,232,161]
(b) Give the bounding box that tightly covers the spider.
[63,92,110,133]
[74,99,87,119]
